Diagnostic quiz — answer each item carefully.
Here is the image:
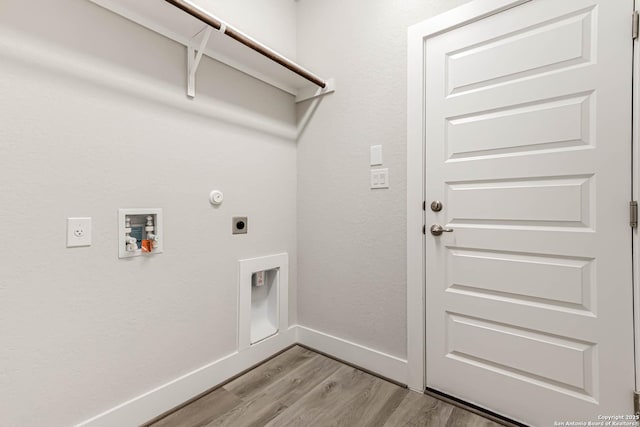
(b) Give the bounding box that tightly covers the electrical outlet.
[67,217,92,247]
[233,217,248,234]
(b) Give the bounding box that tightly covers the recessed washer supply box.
[118,208,163,259]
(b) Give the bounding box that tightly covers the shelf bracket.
[295,78,336,103]
[187,26,214,98]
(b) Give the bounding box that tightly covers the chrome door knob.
[430,224,454,236]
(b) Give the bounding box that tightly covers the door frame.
[632,0,640,394]
[405,0,638,394]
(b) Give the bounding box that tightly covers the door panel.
[447,248,593,310]
[424,0,634,424]
[446,94,592,160]
[446,8,594,96]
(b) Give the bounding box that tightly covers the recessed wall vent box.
[250,269,278,343]
[118,208,163,259]
[238,253,288,350]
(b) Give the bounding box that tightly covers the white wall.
[0,1,297,426]
[192,0,297,59]
[296,0,472,359]
[0,0,489,423]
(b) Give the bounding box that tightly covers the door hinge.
[634,391,640,416]
[631,201,638,228]
[422,225,426,235]
[633,11,639,39]
[423,201,426,211]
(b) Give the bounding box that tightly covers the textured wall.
[296,0,472,359]
[0,1,297,426]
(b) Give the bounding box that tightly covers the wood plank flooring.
[149,346,505,427]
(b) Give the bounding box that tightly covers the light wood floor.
[148,346,505,427]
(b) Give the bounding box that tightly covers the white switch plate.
[67,217,92,247]
[371,168,389,189]
[370,145,383,166]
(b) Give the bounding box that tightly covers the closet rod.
[164,0,327,89]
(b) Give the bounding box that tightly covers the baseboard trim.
[295,326,408,385]
[75,325,408,426]
[141,343,299,426]
[75,328,296,427]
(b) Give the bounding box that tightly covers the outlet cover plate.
[370,168,389,189]
[67,217,92,247]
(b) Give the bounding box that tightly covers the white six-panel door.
[420,0,635,424]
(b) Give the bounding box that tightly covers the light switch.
[370,145,383,166]
[67,217,92,247]
[370,168,389,189]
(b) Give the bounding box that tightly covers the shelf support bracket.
[187,26,213,98]
[295,78,336,103]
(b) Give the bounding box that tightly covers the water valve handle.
[125,236,138,252]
